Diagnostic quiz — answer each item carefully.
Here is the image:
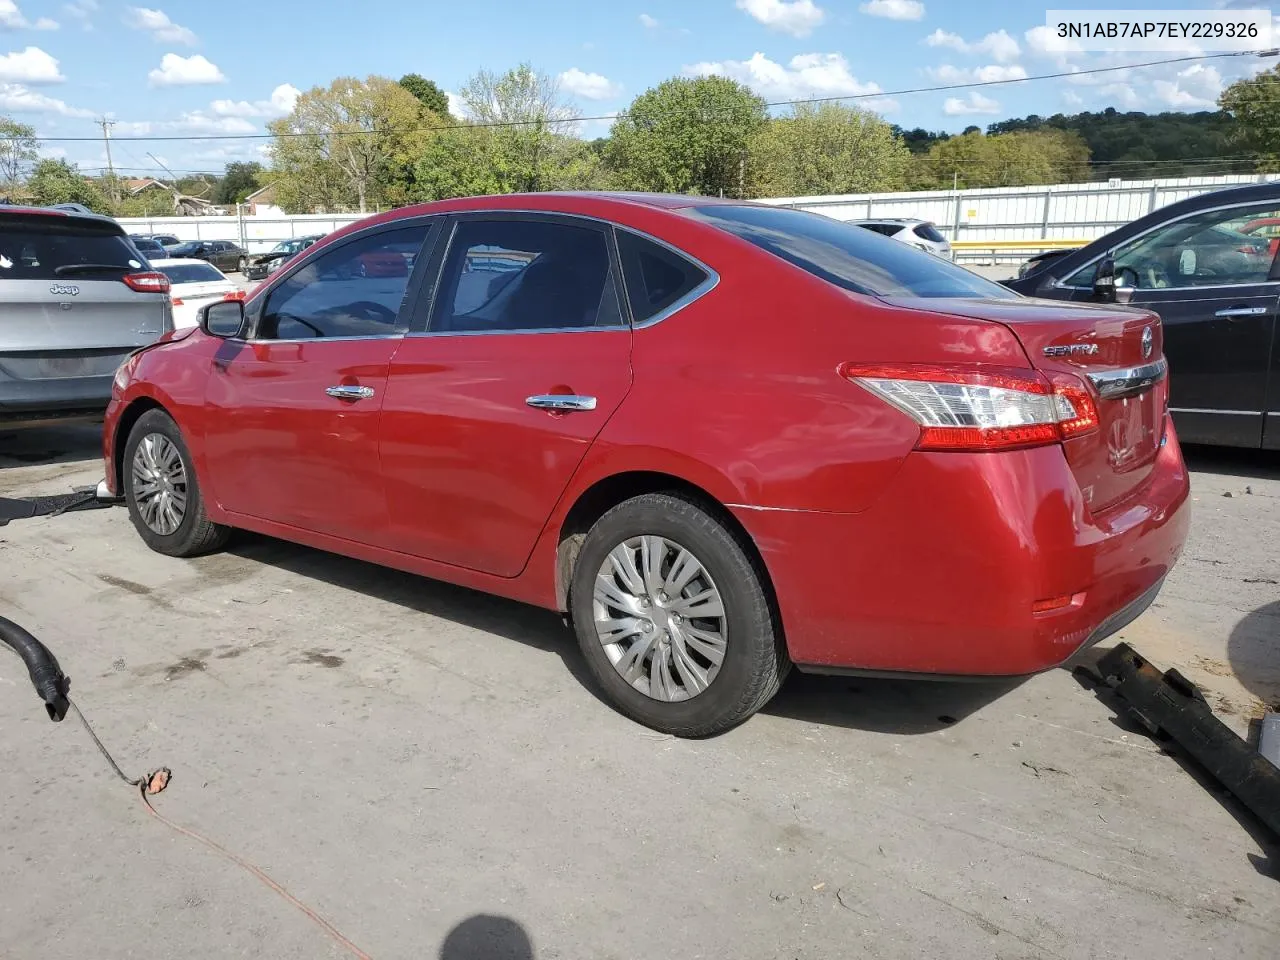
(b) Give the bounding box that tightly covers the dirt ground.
[0,423,1276,960]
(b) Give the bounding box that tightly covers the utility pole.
[97,118,117,203]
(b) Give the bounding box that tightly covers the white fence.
[117,172,1280,262]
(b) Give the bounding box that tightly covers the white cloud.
[736,0,825,38]
[126,7,197,45]
[0,81,90,116]
[62,0,96,29]
[859,0,924,21]
[0,2,58,30]
[148,53,225,86]
[923,28,1019,62]
[446,90,466,118]
[943,91,1001,115]
[210,82,299,118]
[927,63,1028,84]
[1063,89,1084,106]
[687,51,881,101]
[171,111,257,135]
[1100,82,1141,108]
[639,13,659,28]
[1153,64,1224,109]
[1025,24,1083,59]
[0,46,63,83]
[557,67,621,100]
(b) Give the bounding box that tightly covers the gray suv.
[1,207,173,427]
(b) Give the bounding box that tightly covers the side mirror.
[1092,255,1117,303]
[199,299,246,339]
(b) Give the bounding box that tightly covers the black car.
[164,239,249,273]
[1004,182,1280,450]
[242,234,326,281]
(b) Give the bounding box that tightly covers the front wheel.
[569,493,789,737]
[123,409,230,557]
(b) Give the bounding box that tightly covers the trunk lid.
[0,212,171,384]
[886,296,1167,512]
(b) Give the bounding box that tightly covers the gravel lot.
[0,423,1276,960]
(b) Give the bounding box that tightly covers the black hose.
[0,614,70,721]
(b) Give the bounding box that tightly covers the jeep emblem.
[49,283,80,296]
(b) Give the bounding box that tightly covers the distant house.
[124,177,169,195]
[244,183,284,217]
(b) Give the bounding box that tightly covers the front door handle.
[526,394,597,412]
[326,385,375,400]
[1214,306,1268,318]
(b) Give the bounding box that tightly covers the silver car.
[1,207,173,427]
[850,218,953,260]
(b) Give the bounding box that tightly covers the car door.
[201,219,438,540]
[379,212,633,576]
[1056,200,1280,448]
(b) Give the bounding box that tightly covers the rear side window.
[913,223,945,243]
[0,216,144,280]
[856,222,900,237]
[157,263,225,284]
[687,205,1016,300]
[431,217,623,333]
[615,230,708,324]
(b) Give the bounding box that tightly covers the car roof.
[0,204,124,231]
[150,257,222,268]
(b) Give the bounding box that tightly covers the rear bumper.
[0,376,112,423]
[733,419,1191,677]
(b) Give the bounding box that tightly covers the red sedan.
[101,192,1191,736]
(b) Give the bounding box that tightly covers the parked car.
[129,236,168,259]
[1,205,172,427]
[851,218,952,259]
[1004,181,1280,449]
[102,192,1190,736]
[243,234,326,281]
[164,239,248,273]
[149,234,181,247]
[150,258,243,329]
[1015,247,1080,279]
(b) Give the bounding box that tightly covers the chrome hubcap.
[593,536,727,702]
[131,433,188,536]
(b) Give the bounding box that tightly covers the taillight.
[223,289,247,301]
[840,362,1100,452]
[171,297,184,306]
[122,271,170,293]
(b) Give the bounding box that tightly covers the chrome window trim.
[1086,357,1168,399]
[1053,197,1280,292]
[407,210,720,337]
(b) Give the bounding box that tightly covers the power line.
[32,49,1277,144]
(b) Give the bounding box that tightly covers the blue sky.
[2,0,1275,177]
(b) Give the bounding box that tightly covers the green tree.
[918,129,1090,189]
[399,73,451,118]
[0,116,39,195]
[214,161,263,205]
[459,63,580,193]
[27,159,108,212]
[1220,66,1280,170]
[749,103,912,197]
[268,75,433,213]
[606,75,767,198]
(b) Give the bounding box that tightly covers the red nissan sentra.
[101,192,1190,736]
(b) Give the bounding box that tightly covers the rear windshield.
[0,216,143,281]
[167,242,200,256]
[913,222,946,243]
[157,262,225,284]
[687,205,1016,299]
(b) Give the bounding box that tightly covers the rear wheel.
[237,256,248,274]
[123,409,230,557]
[569,493,789,737]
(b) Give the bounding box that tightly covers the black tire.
[123,409,230,558]
[569,493,789,737]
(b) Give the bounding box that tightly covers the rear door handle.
[1214,306,1269,318]
[326,385,375,400]
[526,394,597,412]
